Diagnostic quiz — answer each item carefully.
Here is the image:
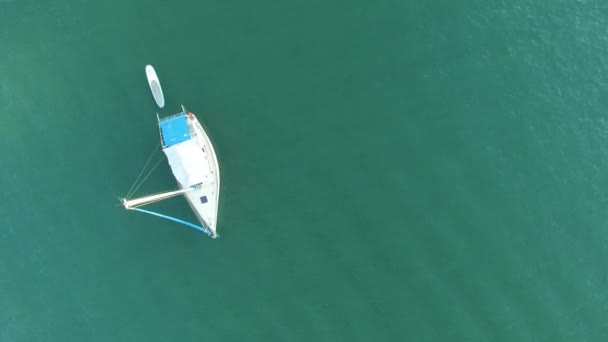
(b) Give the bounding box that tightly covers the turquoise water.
[2,1,608,340]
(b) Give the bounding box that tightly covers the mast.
[122,188,194,209]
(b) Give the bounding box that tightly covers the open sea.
[2,0,608,341]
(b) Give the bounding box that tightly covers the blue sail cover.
[160,115,190,147]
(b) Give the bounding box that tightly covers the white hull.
[180,112,220,237]
[145,65,165,108]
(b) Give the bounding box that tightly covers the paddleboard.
[145,65,165,108]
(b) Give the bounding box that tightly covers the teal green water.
[2,1,608,340]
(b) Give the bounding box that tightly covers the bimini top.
[160,114,190,148]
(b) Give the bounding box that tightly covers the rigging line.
[126,144,160,199]
[126,143,160,198]
[130,207,212,237]
[127,156,164,199]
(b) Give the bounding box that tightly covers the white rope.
[126,144,160,199]
[127,157,164,199]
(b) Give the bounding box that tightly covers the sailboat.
[120,66,220,238]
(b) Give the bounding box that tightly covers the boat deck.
[181,113,220,237]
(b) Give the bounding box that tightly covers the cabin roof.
[160,114,190,147]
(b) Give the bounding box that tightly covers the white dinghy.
[145,65,165,108]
